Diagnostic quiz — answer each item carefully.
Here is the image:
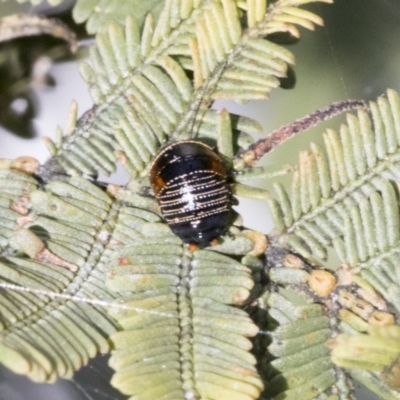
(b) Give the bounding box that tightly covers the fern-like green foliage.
[3,1,400,400]
[258,245,400,399]
[0,160,264,398]
[262,291,343,399]
[268,89,400,310]
[332,325,400,396]
[73,0,164,34]
[0,172,118,382]
[105,210,262,399]
[46,0,325,179]
[261,90,400,399]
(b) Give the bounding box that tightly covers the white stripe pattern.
[159,170,230,225]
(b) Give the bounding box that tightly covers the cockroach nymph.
[149,140,231,247]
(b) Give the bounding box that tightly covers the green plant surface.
[1,1,400,400]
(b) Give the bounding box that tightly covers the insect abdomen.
[150,141,231,246]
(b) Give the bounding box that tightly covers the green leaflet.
[332,325,400,372]
[0,165,264,398]
[49,0,326,178]
[73,0,164,34]
[5,1,400,399]
[0,169,37,250]
[258,289,352,400]
[269,90,400,264]
[0,0,63,4]
[331,180,400,313]
[0,170,118,382]
[263,232,400,400]
[0,0,162,23]
[331,325,400,400]
[103,198,263,400]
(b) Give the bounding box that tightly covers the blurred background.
[0,0,399,399]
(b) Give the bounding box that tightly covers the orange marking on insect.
[210,238,219,246]
[188,243,199,252]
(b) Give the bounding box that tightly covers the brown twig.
[236,99,368,166]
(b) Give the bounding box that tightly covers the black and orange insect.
[149,140,231,247]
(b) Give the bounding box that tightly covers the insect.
[149,140,231,247]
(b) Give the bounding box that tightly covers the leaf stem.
[236,99,368,166]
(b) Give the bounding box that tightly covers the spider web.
[0,1,399,400]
